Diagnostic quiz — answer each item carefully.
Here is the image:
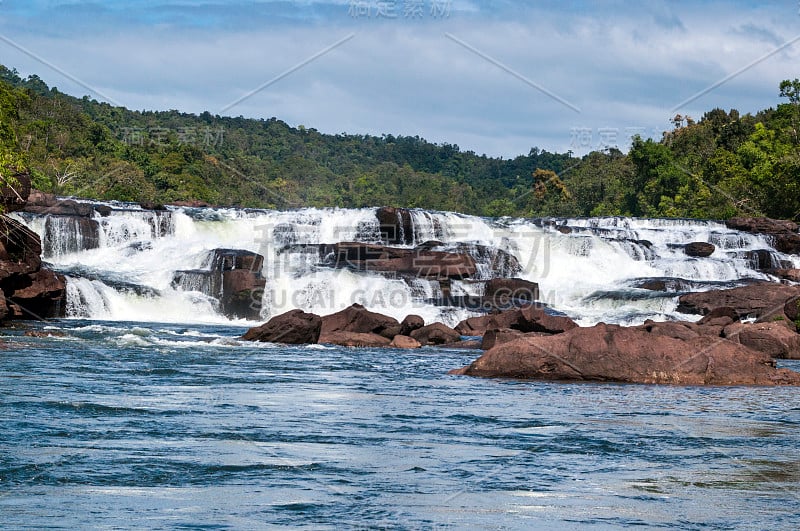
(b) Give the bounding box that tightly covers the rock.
[636,279,667,291]
[5,268,67,319]
[319,331,392,347]
[516,306,579,334]
[376,206,415,245]
[220,269,265,320]
[455,306,578,337]
[766,268,800,282]
[410,323,461,346]
[400,314,425,336]
[455,315,492,336]
[170,200,212,208]
[481,328,528,350]
[23,197,94,217]
[43,216,101,256]
[697,306,739,327]
[726,217,800,255]
[677,283,800,320]
[173,249,266,320]
[0,170,31,213]
[323,242,477,280]
[450,323,800,385]
[320,303,401,339]
[724,322,800,359]
[139,201,167,211]
[636,320,703,341]
[484,278,539,304]
[24,329,66,338]
[0,217,42,280]
[744,249,779,271]
[784,296,800,322]
[24,190,57,209]
[389,335,422,349]
[241,309,321,344]
[685,242,715,257]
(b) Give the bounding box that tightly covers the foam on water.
[15,203,797,326]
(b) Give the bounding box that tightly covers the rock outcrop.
[241,309,322,344]
[399,314,425,336]
[322,242,477,280]
[684,242,715,257]
[677,283,800,320]
[376,206,416,245]
[450,323,800,385]
[410,323,461,346]
[726,217,800,255]
[320,303,401,340]
[173,249,266,320]
[455,306,578,337]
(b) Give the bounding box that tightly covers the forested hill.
[1,64,799,220]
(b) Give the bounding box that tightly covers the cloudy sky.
[0,1,798,157]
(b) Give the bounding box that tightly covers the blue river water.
[2,319,800,530]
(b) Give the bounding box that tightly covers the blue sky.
[0,1,798,156]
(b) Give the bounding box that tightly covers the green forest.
[1,64,799,220]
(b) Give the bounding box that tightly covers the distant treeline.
[1,64,798,219]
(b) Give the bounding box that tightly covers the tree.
[779,79,800,105]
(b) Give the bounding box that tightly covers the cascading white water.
[14,202,800,327]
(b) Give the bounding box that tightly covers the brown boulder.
[696,306,739,328]
[484,278,540,304]
[241,309,322,344]
[517,306,579,334]
[410,322,461,345]
[319,331,391,347]
[724,322,800,359]
[684,242,715,257]
[726,217,800,255]
[389,335,422,349]
[399,314,425,336]
[5,268,67,319]
[320,303,401,339]
[677,283,800,320]
[455,306,578,337]
[450,323,800,385]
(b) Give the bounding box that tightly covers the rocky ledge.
[242,283,800,385]
[0,177,67,322]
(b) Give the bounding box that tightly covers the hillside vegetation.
[1,64,798,220]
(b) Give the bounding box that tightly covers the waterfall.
[13,201,800,327]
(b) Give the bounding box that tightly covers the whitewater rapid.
[13,202,798,327]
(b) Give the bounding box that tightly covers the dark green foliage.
[1,65,799,220]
